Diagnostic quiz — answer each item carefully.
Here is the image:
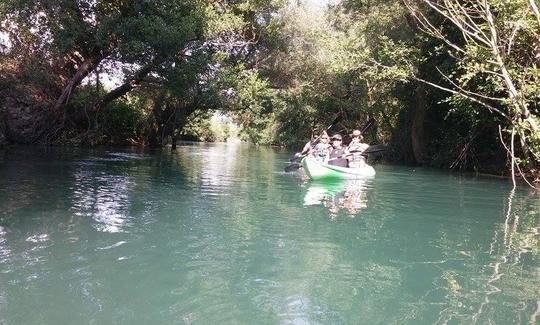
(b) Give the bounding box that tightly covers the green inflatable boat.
[301,157,376,180]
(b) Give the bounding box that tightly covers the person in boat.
[300,131,319,155]
[309,131,331,161]
[327,134,349,167]
[347,129,370,168]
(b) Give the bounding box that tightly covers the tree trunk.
[91,64,154,113]
[171,133,177,151]
[411,85,426,164]
[148,95,166,148]
[53,56,102,111]
[148,126,161,148]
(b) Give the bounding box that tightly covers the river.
[0,143,538,324]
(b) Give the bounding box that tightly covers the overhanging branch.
[412,75,508,119]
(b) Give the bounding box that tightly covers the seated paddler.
[347,129,369,168]
[309,131,331,161]
[327,134,348,167]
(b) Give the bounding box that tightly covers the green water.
[0,144,539,324]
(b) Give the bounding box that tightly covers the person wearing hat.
[347,130,369,168]
[327,134,349,167]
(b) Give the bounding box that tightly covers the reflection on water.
[0,145,539,324]
[304,179,370,218]
[450,188,540,325]
[200,144,241,184]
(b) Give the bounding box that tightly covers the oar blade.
[284,162,302,172]
[290,152,305,163]
[363,144,386,154]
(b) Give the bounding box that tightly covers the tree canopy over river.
[1,0,540,181]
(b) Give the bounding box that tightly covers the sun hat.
[350,130,362,137]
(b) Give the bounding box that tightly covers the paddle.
[360,118,374,134]
[327,146,387,162]
[284,161,302,172]
[290,152,306,163]
[343,118,375,146]
[298,114,342,157]
[361,144,386,155]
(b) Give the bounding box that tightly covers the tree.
[0,0,285,145]
[404,0,540,184]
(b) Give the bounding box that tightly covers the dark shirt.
[328,147,348,167]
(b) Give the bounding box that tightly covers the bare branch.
[407,0,540,179]
[445,0,491,43]
[421,0,492,47]
[483,69,505,78]
[403,1,467,54]
[435,67,506,102]
[506,15,525,56]
[530,0,540,30]
[483,0,537,133]
[499,125,537,189]
[413,75,508,118]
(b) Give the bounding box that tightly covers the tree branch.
[53,55,104,111]
[413,75,508,118]
[91,61,156,112]
[422,0,492,47]
[435,67,506,102]
[404,1,467,54]
[530,0,540,30]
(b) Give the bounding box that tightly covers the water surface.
[0,144,539,324]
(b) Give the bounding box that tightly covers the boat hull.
[301,157,375,180]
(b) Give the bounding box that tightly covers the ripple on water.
[96,241,127,251]
[71,171,133,233]
[25,234,50,243]
[0,226,11,265]
[0,147,539,325]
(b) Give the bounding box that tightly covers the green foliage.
[210,120,232,142]
[181,111,216,142]
[97,100,147,144]
[251,2,420,149]
[181,111,240,142]
[2,0,539,177]
[0,0,290,146]
[242,0,539,176]
[225,69,277,144]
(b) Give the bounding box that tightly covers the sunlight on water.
[0,144,538,324]
[72,171,133,233]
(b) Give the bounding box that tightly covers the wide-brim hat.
[350,130,362,137]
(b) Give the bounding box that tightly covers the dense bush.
[97,100,147,145]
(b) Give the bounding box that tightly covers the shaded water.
[0,143,539,324]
